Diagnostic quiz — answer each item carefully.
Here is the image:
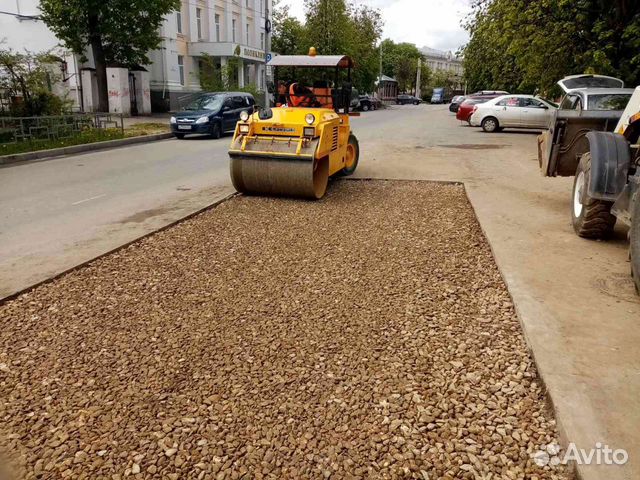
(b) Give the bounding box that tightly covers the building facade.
[421,47,464,77]
[149,0,272,112]
[0,0,82,110]
[0,0,272,114]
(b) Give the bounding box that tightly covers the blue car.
[170,92,255,139]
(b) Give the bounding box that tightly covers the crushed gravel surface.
[0,180,570,479]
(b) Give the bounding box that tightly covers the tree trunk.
[88,13,109,113]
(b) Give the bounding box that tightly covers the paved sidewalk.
[356,105,639,480]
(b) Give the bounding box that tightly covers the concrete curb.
[0,132,173,166]
[461,183,581,480]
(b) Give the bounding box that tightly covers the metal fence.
[0,113,124,145]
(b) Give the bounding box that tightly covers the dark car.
[358,94,381,111]
[449,95,466,113]
[170,92,255,139]
[397,94,421,105]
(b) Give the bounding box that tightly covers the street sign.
[266,66,273,77]
[266,53,272,63]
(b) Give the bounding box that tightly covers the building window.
[246,23,250,45]
[176,11,182,34]
[196,8,202,39]
[215,14,221,42]
[232,19,237,42]
[178,55,184,85]
[260,32,264,49]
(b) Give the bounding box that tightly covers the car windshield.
[185,95,224,111]
[587,94,631,111]
[562,76,624,90]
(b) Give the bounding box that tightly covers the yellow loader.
[228,48,360,199]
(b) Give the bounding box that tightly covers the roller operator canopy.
[268,55,355,69]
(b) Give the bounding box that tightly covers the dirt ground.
[0,180,570,480]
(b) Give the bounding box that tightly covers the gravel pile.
[0,180,570,479]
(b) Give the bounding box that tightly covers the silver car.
[469,95,557,132]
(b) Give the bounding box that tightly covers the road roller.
[228,48,360,199]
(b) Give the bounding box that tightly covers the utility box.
[81,68,99,112]
[131,69,152,115]
[107,67,131,115]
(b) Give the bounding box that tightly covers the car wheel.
[414,101,419,105]
[210,122,222,139]
[481,116,499,133]
[174,133,185,139]
[571,153,616,239]
[339,133,360,176]
[631,193,640,294]
[362,104,369,112]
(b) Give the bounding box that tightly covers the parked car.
[456,97,495,123]
[350,88,361,110]
[539,74,634,178]
[397,94,422,105]
[557,88,633,112]
[171,92,255,139]
[471,90,510,96]
[358,94,381,111]
[449,95,466,112]
[455,93,507,122]
[431,88,446,104]
[470,95,557,132]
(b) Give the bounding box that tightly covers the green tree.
[462,0,640,94]
[272,0,307,56]
[40,0,180,112]
[304,0,353,56]
[348,5,383,92]
[0,48,69,115]
[270,0,383,93]
[380,40,425,92]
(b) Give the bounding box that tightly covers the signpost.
[264,0,271,108]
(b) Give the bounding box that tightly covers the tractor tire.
[631,194,640,294]
[339,134,360,176]
[571,153,616,239]
[211,122,222,139]
[174,133,186,140]
[481,116,499,133]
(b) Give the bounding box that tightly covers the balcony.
[187,42,266,63]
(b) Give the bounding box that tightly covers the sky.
[279,0,472,53]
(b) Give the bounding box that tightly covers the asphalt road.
[0,108,401,298]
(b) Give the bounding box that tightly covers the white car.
[469,95,557,133]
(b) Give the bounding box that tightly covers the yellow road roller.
[228,48,360,199]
